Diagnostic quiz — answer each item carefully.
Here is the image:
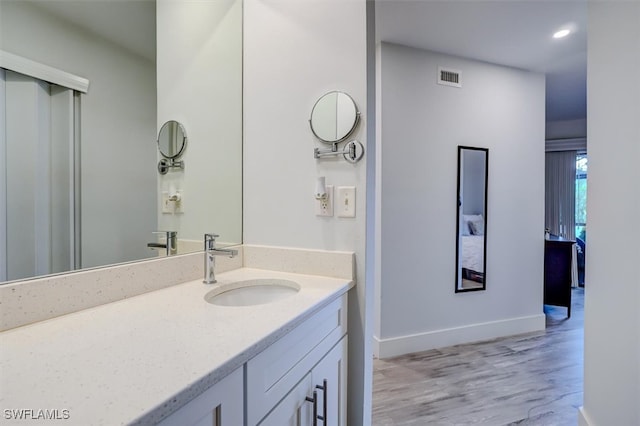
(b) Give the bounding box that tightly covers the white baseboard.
[373,314,545,359]
[578,407,593,426]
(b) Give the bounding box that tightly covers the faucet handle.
[150,231,177,256]
[153,230,177,236]
[204,233,220,250]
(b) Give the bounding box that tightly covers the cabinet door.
[159,367,243,426]
[259,374,313,426]
[311,336,348,426]
[246,294,347,425]
[259,336,348,426]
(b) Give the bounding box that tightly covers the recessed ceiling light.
[553,29,571,39]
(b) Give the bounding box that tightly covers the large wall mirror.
[455,146,488,292]
[0,0,242,284]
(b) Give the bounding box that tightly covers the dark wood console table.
[544,237,575,317]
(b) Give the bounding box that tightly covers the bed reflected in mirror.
[456,146,488,292]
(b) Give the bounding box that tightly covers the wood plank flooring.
[373,289,584,425]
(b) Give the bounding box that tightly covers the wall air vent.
[438,66,462,88]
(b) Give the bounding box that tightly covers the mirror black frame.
[455,146,489,293]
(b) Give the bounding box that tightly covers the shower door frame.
[0,51,88,282]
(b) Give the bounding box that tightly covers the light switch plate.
[337,186,356,218]
[315,185,333,217]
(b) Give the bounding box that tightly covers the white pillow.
[462,214,483,236]
[461,222,471,236]
[469,218,485,236]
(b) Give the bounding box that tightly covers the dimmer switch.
[337,186,356,218]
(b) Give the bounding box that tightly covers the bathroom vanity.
[160,289,347,426]
[0,251,352,426]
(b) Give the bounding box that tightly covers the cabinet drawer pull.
[306,391,318,426]
[315,379,328,423]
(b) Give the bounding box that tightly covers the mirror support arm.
[157,158,184,175]
[313,140,365,163]
[313,142,340,159]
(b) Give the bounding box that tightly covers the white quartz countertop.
[0,268,352,425]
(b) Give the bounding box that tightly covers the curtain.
[545,151,577,241]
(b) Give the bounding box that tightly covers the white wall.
[243,0,370,423]
[156,0,242,248]
[580,3,640,426]
[0,1,157,269]
[375,43,546,357]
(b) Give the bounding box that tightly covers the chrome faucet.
[203,233,238,284]
[147,231,177,256]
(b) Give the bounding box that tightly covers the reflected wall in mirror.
[156,0,243,254]
[0,0,242,284]
[309,91,360,143]
[455,146,488,292]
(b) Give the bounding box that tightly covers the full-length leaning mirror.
[455,146,488,292]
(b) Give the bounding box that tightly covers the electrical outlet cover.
[315,185,333,217]
[173,190,183,213]
[162,190,183,214]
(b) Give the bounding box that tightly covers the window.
[575,154,587,241]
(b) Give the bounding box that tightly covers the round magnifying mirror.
[309,91,359,144]
[157,120,187,159]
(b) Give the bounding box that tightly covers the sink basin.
[204,279,300,307]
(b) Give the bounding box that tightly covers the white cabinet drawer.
[246,293,347,425]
